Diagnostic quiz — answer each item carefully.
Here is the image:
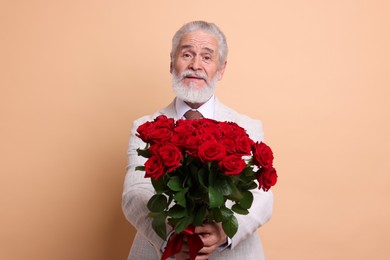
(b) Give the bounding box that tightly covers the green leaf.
[240,191,254,209]
[175,216,193,234]
[222,215,238,238]
[219,207,234,221]
[208,164,216,185]
[135,166,145,172]
[137,148,151,158]
[242,166,255,177]
[174,188,188,207]
[209,185,224,208]
[210,207,234,222]
[209,208,223,222]
[226,187,243,202]
[232,204,249,215]
[195,166,208,188]
[167,217,179,228]
[151,212,167,239]
[147,194,167,212]
[151,177,168,194]
[167,205,187,218]
[246,181,258,190]
[214,177,233,196]
[167,176,183,191]
[193,206,207,226]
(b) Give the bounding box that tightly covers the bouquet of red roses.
[135,115,277,259]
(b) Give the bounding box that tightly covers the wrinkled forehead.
[177,30,219,54]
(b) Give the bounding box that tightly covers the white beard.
[172,70,219,103]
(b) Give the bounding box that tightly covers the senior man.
[122,20,274,260]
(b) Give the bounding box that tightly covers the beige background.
[1,0,389,259]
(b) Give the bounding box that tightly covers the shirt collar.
[175,96,216,119]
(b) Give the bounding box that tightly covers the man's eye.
[202,56,212,62]
[183,53,192,58]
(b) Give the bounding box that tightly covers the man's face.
[171,30,226,103]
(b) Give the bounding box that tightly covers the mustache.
[179,70,208,81]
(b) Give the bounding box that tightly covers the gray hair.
[170,21,228,68]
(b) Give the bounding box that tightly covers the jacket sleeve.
[121,116,165,253]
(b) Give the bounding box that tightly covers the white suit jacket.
[122,98,274,260]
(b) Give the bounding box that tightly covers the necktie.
[184,109,204,120]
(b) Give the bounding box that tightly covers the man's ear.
[170,55,174,74]
[218,61,227,81]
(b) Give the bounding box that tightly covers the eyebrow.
[180,45,215,54]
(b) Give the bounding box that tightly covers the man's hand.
[175,222,227,260]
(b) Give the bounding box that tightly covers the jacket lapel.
[158,98,179,120]
[214,98,236,121]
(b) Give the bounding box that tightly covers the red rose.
[148,127,173,144]
[217,122,236,139]
[144,155,165,179]
[171,131,188,148]
[190,118,215,129]
[220,138,236,154]
[198,119,222,140]
[136,121,153,143]
[226,122,248,137]
[175,118,195,127]
[182,135,201,158]
[172,123,198,148]
[252,142,274,168]
[234,136,252,156]
[257,167,278,191]
[217,121,247,141]
[153,115,175,129]
[218,155,246,175]
[197,140,226,162]
[152,143,183,173]
[137,115,174,144]
[198,133,217,144]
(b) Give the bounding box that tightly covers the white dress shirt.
[175,96,216,119]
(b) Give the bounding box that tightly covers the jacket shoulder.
[132,99,177,127]
[216,100,264,142]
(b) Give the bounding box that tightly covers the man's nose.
[189,56,202,70]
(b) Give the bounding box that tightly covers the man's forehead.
[180,44,215,53]
[178,30,219,52]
